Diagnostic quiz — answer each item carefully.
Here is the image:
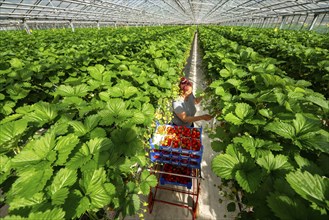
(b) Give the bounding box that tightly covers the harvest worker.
[172,77,212,127]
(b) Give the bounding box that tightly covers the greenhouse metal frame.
[0,0,329,32]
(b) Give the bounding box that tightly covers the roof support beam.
[280,15,286,29]
[23,19,31,34]
[309,13,319,30]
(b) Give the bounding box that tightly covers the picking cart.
[148,124,204,220]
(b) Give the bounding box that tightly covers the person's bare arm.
[176,111,212,123]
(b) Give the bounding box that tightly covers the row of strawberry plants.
[199,26,329,219]
[221,26,329,49]
[208,26,329,98]
[263,28,329,49]
[0,26,187,119]
[0,26,194,219]
[0,25,189,156]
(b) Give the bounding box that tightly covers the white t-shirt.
[172,94,196,127]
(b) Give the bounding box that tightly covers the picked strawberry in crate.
[181,158,189,165]
[162,164,192,185]
[166,126,176,135]
[191,128,201,139]
[182,126,191,137]
[190,154,200,159]
[181,137,192,150]
[171,136,180,148]
[191,138,201,151]
[160,136,172,147]
[174,126,183,135]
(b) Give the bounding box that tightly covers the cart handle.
[147,169,204,180]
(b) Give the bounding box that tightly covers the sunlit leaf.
[286,170,329,209]
[265,121,295,139]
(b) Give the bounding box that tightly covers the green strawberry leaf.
[25,102,58,126]
[54,134,79,165]
[295,132,329,153]
[140,170,157,195]
[28,208,65,220]
[87,64,104,81]
[224,113,242,125]
[235,102,254,120]
[286,170,329,209]
[7,164,53,200]
[256,152,293,173]
[49,168,77,199]
[293,113,320,136]
[10,58,23,68]
[9,192,45,210]
[265,121,295,139]
[84,114,101,131]
[267,193,308,220]
[235,169,261,193]
[212,153,239,179]
[154,59,168,72]
[125,194,140,216]
[70,121,88,136]
[0,119,27,152]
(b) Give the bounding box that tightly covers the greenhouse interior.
[1,0,329,31]
[0,1,329,220]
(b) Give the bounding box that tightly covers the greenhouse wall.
[220,12,329,33]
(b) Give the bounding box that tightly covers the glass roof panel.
[0,0,329,24]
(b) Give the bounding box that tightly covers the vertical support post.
[272,17,276,28]
[309,13,319,31]
[280,16,286,29]
[261,17,267,28]
[97,21,100,30]
[23,19,31,34]
[250,19,255,27]
[300,14,309,30]
[268,18,273,28]
[317,13,326,33]
[295,15,302,30]
[114,22,117,28]
[69,20,75,32]
[287,16,293,29]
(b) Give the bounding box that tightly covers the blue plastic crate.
[180,142,203,156]
[150,123,204,167]
[160,164,193,189]
[150,151,162,163]
[188,157,202,169]
[160,176,192,189]
[189,145,204,156]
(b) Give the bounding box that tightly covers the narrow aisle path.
[133,31,240,220]
[188,32,239,220]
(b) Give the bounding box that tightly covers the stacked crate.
[150,123,203,189]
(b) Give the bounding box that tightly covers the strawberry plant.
[199,26,329,219]
[209,26,329,98]
[0,26,195,219]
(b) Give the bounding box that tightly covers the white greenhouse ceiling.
[0,0,329,24]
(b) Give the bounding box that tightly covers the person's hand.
[202,114,213,121]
